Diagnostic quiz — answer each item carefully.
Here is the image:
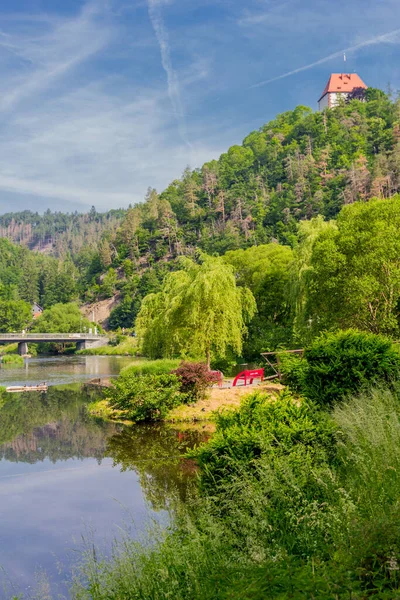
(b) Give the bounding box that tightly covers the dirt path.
[166,381,283,422]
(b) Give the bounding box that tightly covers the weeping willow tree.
[290,216,337,344]
[136,255,256,366]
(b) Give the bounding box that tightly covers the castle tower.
[318,73,368,110]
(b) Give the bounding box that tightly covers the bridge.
[0,333,108,355]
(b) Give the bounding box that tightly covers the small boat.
[6,383,48,393]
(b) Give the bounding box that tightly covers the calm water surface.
[0,357,204,599]
[0,355,134,387]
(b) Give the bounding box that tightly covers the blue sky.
[0,0,399,214]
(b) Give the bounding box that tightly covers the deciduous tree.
[136,255,256,366]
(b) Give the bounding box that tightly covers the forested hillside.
[3,87,400,354]
[81,88,400,338]
[107,86,399,260]
[0,238,77,306]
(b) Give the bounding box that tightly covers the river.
[0,357,204,599]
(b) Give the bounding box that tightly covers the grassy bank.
[166,381,283,422]
[72,386,400,599]
[0,342,38,357]
[0,343,18,355]
[1,354,24,366]
[119,358,181,377]
[77,336,137,356]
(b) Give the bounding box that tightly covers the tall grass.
[332,387,400,590]
[1,354,24,366]
[119,358,181,377]
[77,337,137,356]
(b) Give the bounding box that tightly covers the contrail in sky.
[147,0,192,149]
[250,27,400,89]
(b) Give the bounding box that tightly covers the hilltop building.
[318,73,367,110]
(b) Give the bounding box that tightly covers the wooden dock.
[6,384,48,393]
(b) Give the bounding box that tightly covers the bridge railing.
[0,333,108,340]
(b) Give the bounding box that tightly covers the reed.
[1,354,24,366]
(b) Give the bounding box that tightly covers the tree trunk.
[206,347,211,369]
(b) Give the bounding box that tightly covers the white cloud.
[146,0,192,150]
[0,79,222,209]
[0,1,224,211]
[0,2,113,112]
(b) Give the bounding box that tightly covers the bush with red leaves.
[172,362,221,402]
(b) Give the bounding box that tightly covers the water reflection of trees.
[0,386,209,509]
[0,386,121,463]
[105,425,208,510]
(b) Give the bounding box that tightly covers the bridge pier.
[18,341,28,356]
[76,339,106,352]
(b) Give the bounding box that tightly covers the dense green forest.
[0,237,77,305]
[3,88,400,360]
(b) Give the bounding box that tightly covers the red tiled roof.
[319,73,367,101]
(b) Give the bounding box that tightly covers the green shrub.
[109,373,184,421]
[120,358,180,377]
[303,330,400,405]
[190,390,337,492]
[278,352,309,393]
[172,361,219,402]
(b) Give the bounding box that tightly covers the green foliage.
[278,351,309,393]
[109,373,184,421]
[0,299,31,332]
[5,91,400,356]
[305,197,400,336]
[91,89,400,278]
[303,330,400,405]
[290,216,337,343]
[332,387,400,592]
[0,208,125,260]
[224,244,294,357]
[73,385,400,600]
[136,255,256,365]
[100,268,118,299]
[32,303,92,333]
[108,297,136,330]
[191,390,336,492]
[0,237,78,308]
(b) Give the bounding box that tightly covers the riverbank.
[77,336,137,356]
[88,380,283,424]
